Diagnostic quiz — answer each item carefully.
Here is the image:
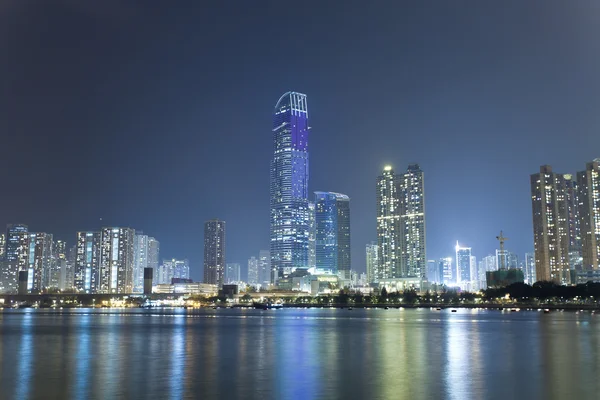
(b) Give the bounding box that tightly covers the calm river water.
[0,308,599,400]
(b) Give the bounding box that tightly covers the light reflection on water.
[0,308,600,400]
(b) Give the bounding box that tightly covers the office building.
[226,263,241,283]
[577,160,600,271]
[270,92,310,282]
[455,242,472,286]
[376,166,401,279]
[398,164,426,279]
[99,227,135,293]
[314,191,351,275]
[366,242,378,284]
[248,256,258,285]
[1,224,28,293]
[258,250,271,287]
[531,165,570,284]
[75,232,101,293]
[496,250,518,270]
[158,259,190,284]
[426,259,439,283]
[204,219,225,286]
[440,257,453,285]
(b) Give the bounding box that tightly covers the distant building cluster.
[530,160,600,285]
[0,224,195,295]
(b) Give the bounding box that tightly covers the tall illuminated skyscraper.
[376,166,401,279]
[270,92,310,283]
[99,227,135,293]
[440,257,453,285]
[1,224,28,293]
[399,164,426,279]
[204,219,225,286]
[314,192,351,275]
[75,232,101,293]
[530,165,569,284]
[455,242,472,286]
[578,160,600,271]
[366,242,379,284]
[308,201,316,269]
[0,233,5,258]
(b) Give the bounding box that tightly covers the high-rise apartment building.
[365,242,378,284]
[133,234,149,293]
[270,92,310,282]
[226,263,241,284]
[531,165,570,284]
[147,237,160,280]
[376,166,401,280]
[495,250,518,270]
[565,174,582,267]
[577,160,600,271]
[75,232,100,293]
[314,192,351,275]
[398,164,426,279]
[204,219,225,286]
[479,255,497,289]
[47,239,67,290]
[26,232,53,292]
[131,235,159,293]
[248,256,258,285]
[99,227,135,293]
[1,224,28,293]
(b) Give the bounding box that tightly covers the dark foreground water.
[1,308,599,400]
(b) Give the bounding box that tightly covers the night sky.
[1,1,599,280]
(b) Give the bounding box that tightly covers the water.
[0,307,599,400]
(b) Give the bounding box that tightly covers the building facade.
[26,232,53,292]
[398,164,426,279]
[314,192,351,275]
[524,252,536,284]
[204,219,225,286]
[530,165,570,284]
[99,227,135,293]
[366,242,379,284]
[248,256,258,285]
[1,224,29,293]
[270,92,310,283]
[577,160,600,271]
[376,166,401,280]
[75,232,101,293]
[158,259,190,284]
[455,242,472,286]
[225,263,241,284]
[258,250,271,287]
[133,234,149,293]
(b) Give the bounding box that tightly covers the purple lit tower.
[270,92,310,284]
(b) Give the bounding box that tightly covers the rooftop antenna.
[496,231,509,270]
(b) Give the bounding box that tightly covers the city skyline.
[1,2,600,281]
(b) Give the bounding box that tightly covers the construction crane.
[496,231,509,270]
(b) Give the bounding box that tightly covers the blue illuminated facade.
[270,92,310,282]
[314,192,351,275]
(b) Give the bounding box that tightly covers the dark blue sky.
[1,1,599,280]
